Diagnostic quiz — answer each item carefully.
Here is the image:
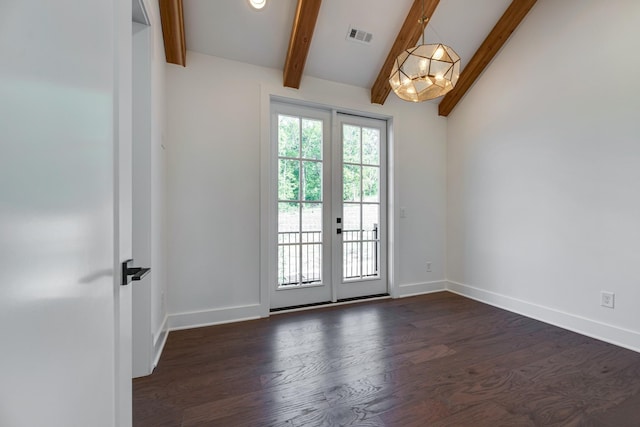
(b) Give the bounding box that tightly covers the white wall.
[165,52,447,327]
[447,0,640,350]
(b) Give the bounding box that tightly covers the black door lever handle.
[121,259,151,286]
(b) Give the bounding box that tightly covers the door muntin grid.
[277,114,324,288]
[342,124,381,281]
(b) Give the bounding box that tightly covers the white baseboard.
[167,303,263,331]
[397,280,448,298]
[446,280,640,353]
[152,315,169,369]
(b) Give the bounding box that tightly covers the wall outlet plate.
[601,291,615,309]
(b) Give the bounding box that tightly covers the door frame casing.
[132,18,154,378]
[259,90,397,315]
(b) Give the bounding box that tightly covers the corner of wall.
[167,304,263,331]
[152,315,169,369]
[397,280,448,299]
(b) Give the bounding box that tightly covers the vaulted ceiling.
[158,0,537,116]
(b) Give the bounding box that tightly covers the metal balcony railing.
[278,225,379,286]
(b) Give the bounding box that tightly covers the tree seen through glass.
[343,125,379,204]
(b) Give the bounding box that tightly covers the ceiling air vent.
[346,26,373,45]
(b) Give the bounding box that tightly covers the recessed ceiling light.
[249,0,266,10]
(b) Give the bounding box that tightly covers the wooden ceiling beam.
[159,0,186,66]
[438,0,537,116]
[370,0,440,105]
[283,0,323,89]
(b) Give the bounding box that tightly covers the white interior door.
[269,103,388,309]
[334,114,388,300]
[0,0,131,426]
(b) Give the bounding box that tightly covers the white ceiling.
[184,0,513,90]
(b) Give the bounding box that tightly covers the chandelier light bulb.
[249,0,266,10]
[419,58,428,75]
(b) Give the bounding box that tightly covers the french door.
[270,103,333,309]
[270,103,387,309]
[335,114,388,300]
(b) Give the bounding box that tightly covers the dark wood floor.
[133,292,640,426]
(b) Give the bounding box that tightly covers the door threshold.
[270,293,391,315]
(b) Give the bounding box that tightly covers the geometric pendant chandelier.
[389,43,460,102]
[389,0,460,102]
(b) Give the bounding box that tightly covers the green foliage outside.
[343,125,380,202]
[278,116,322,210]
[278,116,380,214]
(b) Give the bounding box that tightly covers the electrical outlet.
[426,262,432,272]
[601,291,615,309]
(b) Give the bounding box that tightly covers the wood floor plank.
[430,401,537,427]
[133,292,640,426]
[590,384,640,427]
[377,397,451,426]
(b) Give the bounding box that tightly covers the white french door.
[270,103,333,309]
[270,103,387,310]
[334,114,387,300]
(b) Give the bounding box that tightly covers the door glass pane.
[301,203,322,243]
[278,159,299,201]
[341,122,382,282]
[362,127,380,165]
[362,204,379,278]
[362,204,379,236]
[278,201,300,286]
[343,241,360,279]
[302,161,322,202]
[301,119,322,160]
[302,244,321,284]
[278,245,299,286]
[362,166,379,202]
[278,202,299,240]
[343,164,361,202]
[343,124,361,163]
[278,115,300,157]
[277,111,324,289]
[362,239,377,277]
[343,203,361,235]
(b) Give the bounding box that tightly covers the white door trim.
[132,19,154,379]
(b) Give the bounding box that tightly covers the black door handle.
[121,259,151,286]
